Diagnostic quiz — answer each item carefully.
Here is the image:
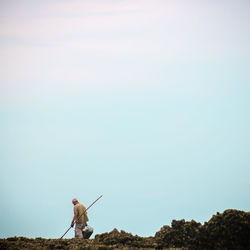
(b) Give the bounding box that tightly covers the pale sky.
[0,0,250,238]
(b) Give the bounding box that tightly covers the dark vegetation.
[1,209,249,249]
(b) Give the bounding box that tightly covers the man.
[71,198,90,238]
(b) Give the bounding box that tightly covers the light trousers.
[75,223,84,238]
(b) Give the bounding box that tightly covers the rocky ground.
[1,209,249,249]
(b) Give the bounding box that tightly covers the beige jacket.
[74,203,89,225]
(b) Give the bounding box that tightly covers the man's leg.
[75,223,84,238]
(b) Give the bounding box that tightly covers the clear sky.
[0,0,250,239]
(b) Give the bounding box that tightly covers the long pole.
[60,195,103,239]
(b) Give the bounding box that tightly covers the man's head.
[72,198,79,205]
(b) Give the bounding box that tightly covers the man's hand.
[71,221,75,228]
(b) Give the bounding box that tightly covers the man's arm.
[71,207,78,227]
[73,213,77,222]
[71,213,77,227]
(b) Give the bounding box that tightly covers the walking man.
[71,198,89,238]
